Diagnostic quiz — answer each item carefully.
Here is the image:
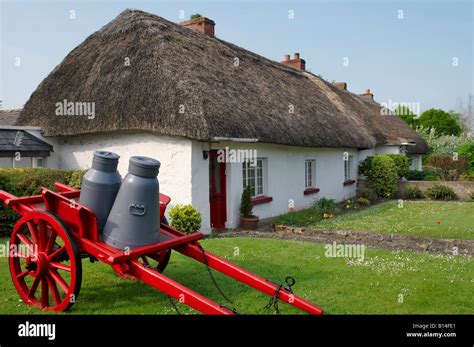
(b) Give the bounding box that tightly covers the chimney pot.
[180,16,215,37]
[366,88,371,94]
[334,82,347,91]
[281,52,305,71]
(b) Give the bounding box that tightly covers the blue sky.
[1,0,472,113]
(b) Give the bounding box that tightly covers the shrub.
[0,168,86,236]
[169,204,202,234]
[357,188,378,201]
[190,13,203,20]
[427,155,470,181]
[312,197,340,215]
[468,191,474,201]
[423,174,441,181]
[425,185,457,201]
[356,197,371,205]
[239,185,254,217]
[367,154,398,198]
[405,170,441,181]
[457,141,474,169]
[405,170,424,180]
[404,186,425,199]
[358,156,373,177]
[460,170,474,181]
[386,154,410,179]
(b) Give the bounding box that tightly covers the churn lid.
[129,156,161,178]
[92,151,120,171]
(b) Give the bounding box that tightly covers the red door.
[209,150,227,229]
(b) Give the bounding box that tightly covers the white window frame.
[305,159,316,189]
[344,155,353,181]
[33,157,45,168]
[242,158,265,198]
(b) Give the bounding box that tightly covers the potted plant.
[240,185,259,229]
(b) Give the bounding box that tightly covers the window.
[305,160,316,188]
[242,159,264,198]
[34,157,45,168]
[344,155,353,181]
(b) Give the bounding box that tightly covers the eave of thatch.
[17,9,427,153]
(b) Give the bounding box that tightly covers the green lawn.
[289,201,474,240]
[0,237,472,314]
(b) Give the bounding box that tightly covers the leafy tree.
[394,105,419,128]
[418,109,462,136]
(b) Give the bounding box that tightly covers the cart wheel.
[140,250,171,273]
[9,211,82,312]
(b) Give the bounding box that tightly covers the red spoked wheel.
[9,211,82,312]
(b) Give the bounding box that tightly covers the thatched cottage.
[8,10,426,232]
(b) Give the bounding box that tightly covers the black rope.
[167,295,182,315]
[264,276,296,314]
[198,244,234,305]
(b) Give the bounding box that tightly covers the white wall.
[49,132,195,225]
[199,142,358,229]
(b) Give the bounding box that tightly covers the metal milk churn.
[102,156,161,250]
[79,151,121,230]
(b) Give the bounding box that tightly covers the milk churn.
[102,156,161,250]
[79,151,121,230]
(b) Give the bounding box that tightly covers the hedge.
[0,168,86,236]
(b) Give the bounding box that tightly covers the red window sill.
[343,179,356,186]
[304,188,320,195]
[251,196,273,205]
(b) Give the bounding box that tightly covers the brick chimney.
[281,53,306,71]
[333,82,347,91]
[361,88,374,100]
[180,16,215,37]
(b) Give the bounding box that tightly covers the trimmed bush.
[312,197,340,215]
[0,168,86,236]
[367,154,398,198]
[425,185,457,201]
[169,204,202,234]
[386,154,410,179]
[458,141,474,169]
[406,170,441,181]
[358,156,373,177]
[404,186,425,199]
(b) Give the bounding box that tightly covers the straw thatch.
[0,109,21,126]
[17,9,427,152]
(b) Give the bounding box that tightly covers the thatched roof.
[17,9,427,152]
[0,109,21,126]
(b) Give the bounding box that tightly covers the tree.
[427,155,469,181]
[394,105,419,128]
[418,109,462,136]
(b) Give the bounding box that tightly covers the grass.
[0,237,472,314]
[280,201,474,240]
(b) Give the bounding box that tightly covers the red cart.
[1,183,323,315]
